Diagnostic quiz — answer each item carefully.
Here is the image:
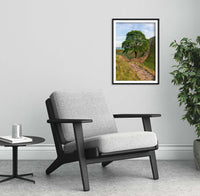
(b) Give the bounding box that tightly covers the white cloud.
[116,36,126,47]
[142,29,155,39]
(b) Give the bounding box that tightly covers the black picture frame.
[112,18,159,85]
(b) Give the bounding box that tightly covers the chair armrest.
[47,118,91,160]
[47,119,93,124]
[113,114,161,132]
[113,114,161,118]
[47,119,90,164]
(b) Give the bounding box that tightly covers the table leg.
[0,146,35,183]
[17,176,35,183]
[0,176,14,183]
[0,175,11,177]
[13,146,18,177]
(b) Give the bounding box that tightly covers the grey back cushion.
[50,91,118,144]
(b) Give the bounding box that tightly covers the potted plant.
[170,36,200,169]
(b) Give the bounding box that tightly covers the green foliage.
[122,31,149,58]
[116,49,144,60]
[143,37,155,70]
[116,55,140,81]
[170,36,200,137]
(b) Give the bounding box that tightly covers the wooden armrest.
[113,114,161,132]
[113,114,161,118]
[47,119,93,124]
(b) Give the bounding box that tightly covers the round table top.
[0,136,45,147]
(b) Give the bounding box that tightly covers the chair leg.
[102,161,112,167]
[78,158,89,191]
[73,123,90,191]
[149,151,159,180]
[46,157,63,175]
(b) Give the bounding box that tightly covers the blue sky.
[115,22,155,48]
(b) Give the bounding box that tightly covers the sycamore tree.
[122,30,149,58]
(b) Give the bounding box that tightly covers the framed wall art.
[112,18,159,84]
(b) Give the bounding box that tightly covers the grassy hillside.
[143,37,155,70]
[115,37,156,80]
[116,55,140,81]
[116,49,144,60]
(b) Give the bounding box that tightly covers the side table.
[0,136,45,183]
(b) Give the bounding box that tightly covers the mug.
[12,124,22,138]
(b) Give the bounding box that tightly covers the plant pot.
[193,139,200,170]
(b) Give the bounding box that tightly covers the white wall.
[0,0,199,159]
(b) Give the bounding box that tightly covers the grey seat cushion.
[64,131,158,154]
[50,91,118,143]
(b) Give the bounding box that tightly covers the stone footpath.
[130,62,154,81]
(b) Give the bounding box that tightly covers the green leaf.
[170,36,200,137]
[197,36,200,45]
[172,65,178,68]
[197,108,200,115]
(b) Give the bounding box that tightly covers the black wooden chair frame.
[46,98,161,191]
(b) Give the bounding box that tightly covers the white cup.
[12,124,22,138]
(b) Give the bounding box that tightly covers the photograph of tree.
[112,19,159,84]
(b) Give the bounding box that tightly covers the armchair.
[46,91,161,191]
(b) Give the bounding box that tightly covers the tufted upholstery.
[50,91,117,143]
